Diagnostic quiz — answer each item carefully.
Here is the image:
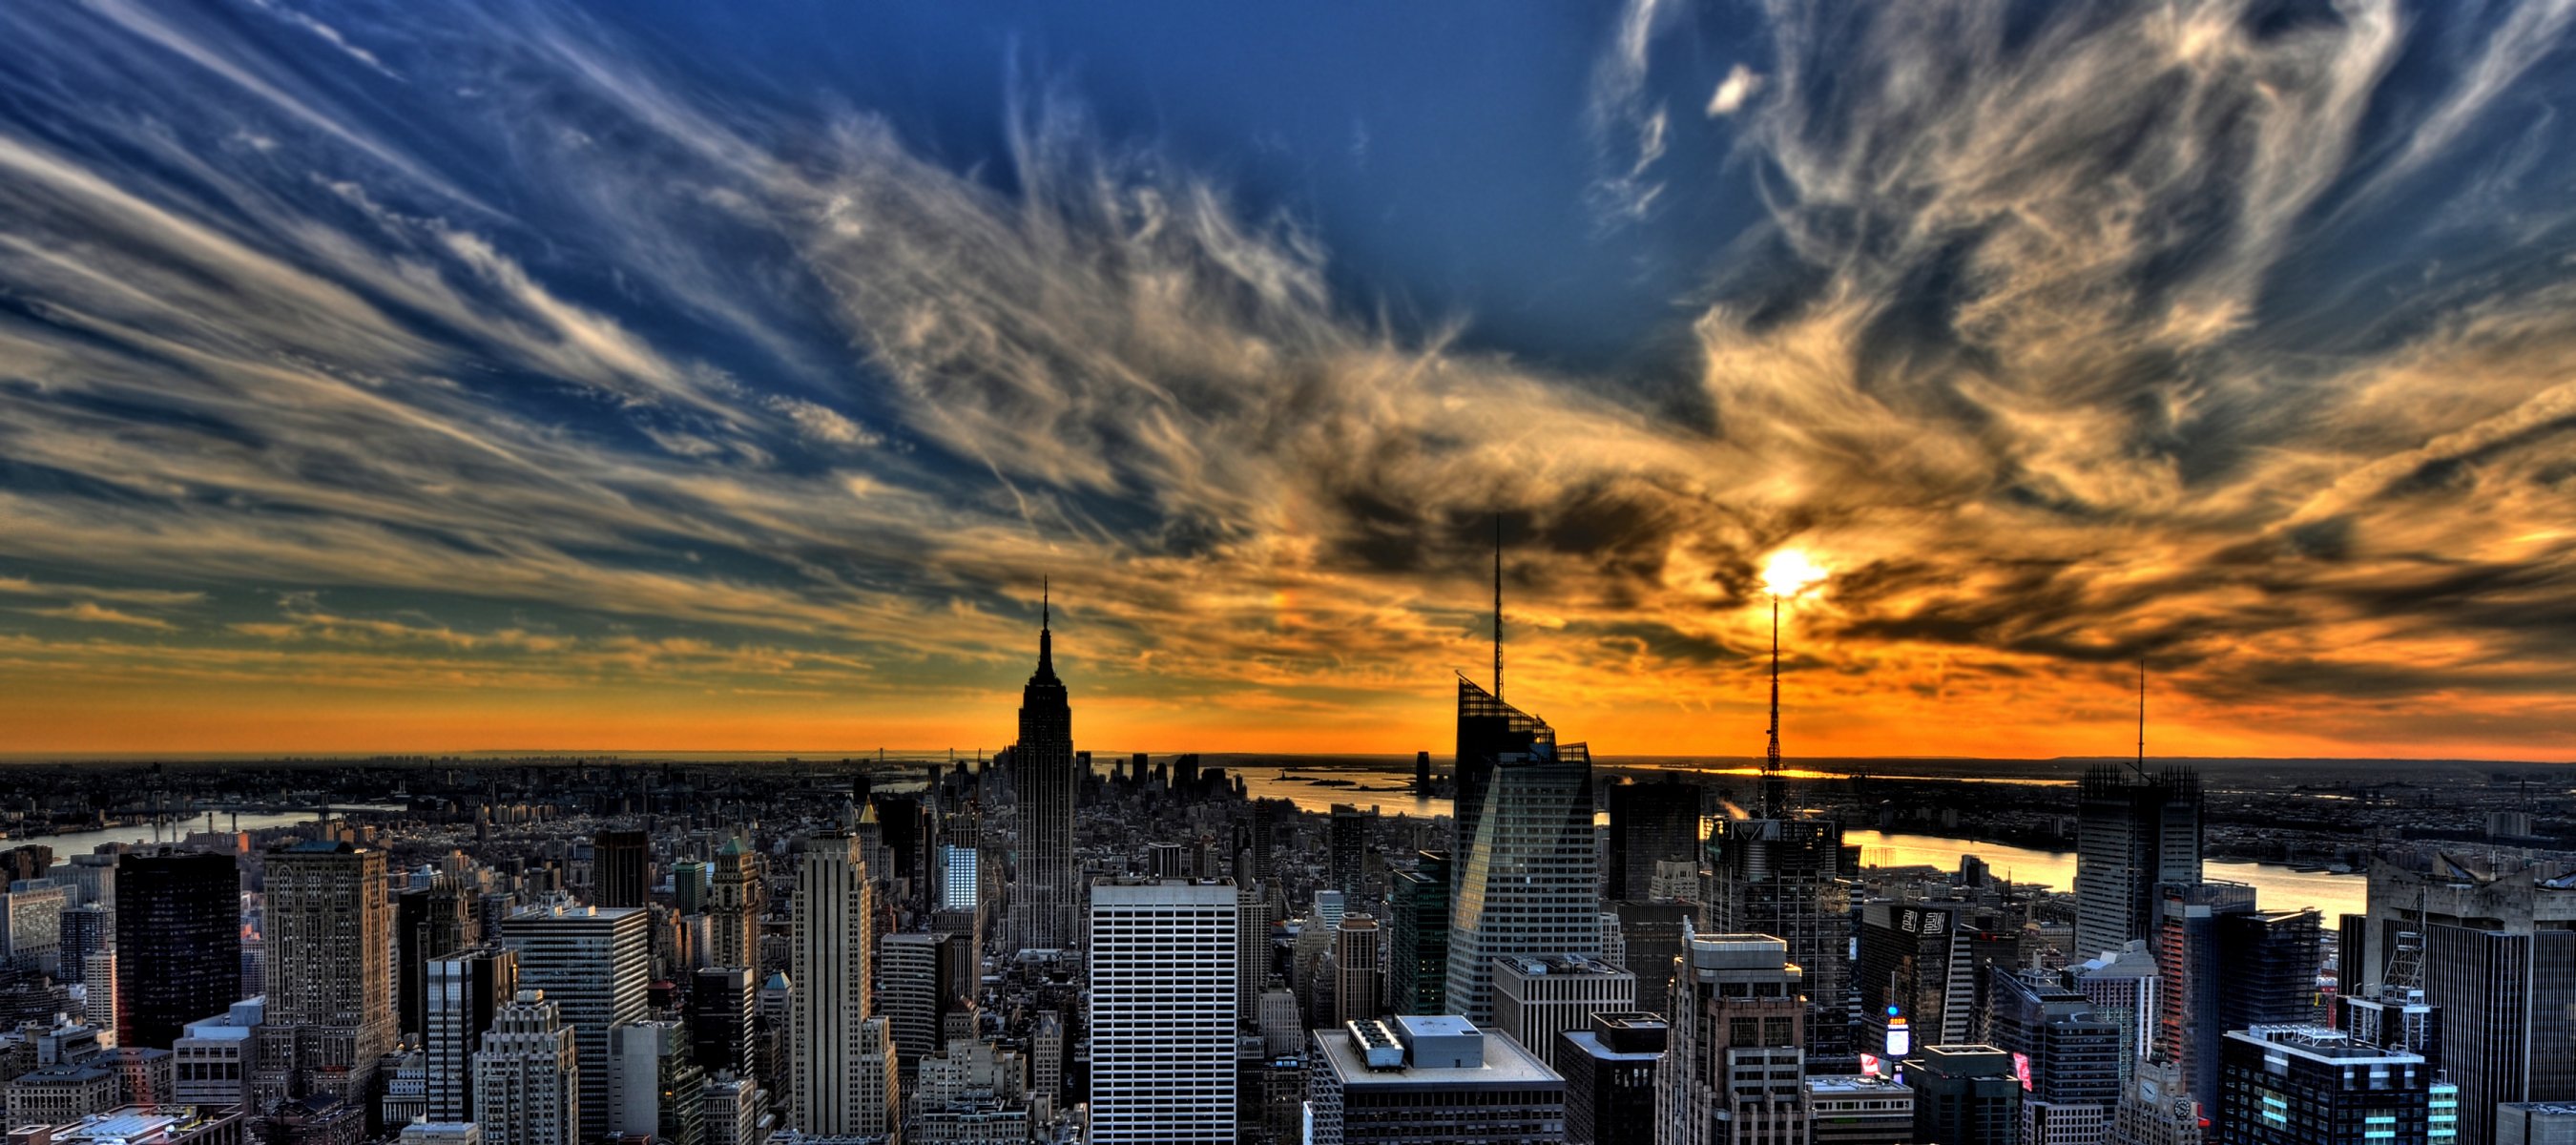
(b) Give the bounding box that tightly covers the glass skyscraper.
[1444,677,1599,1027]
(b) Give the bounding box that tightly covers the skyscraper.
[1386,851,1449,1017]
[1307,1016,1567,1145]
[426,947,518,1122]
[2358,856,2576,1145]
[1328,804,1371,900]
[1446,677,1598,1027]
[2213,1026,2445,1145]
[1088,879,1236,1145]
[398,872,474,1039]
[2072,766,2201,959]
[472,989,580,1145]
[1659,931,1808,1145]
[1857,899,2023,1053]
[607,1020,704,1145]
[1560,1012,1664,1145]
[1982,966,2121,1145]
[685,967,756,1078]
[1606,780,1699,904]
[705,838,761,973]
[258,840,394,1108]
[113,850,239,1049]
[1905,1044,2024,1145]
[502,903,651,1145]
[788,831,874,1135]
[1708,818,1852,1058]
[1332,915,1381,1026]
[1010,589,1080,952]
[1491,954,1635,1072]
[877,931,953,1075]
[592,831,650,910]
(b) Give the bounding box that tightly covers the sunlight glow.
[1761,548,1831,597]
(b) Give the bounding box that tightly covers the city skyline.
[5,2,2576,762]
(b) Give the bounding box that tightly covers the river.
[1848,829,2368,919]
[5,809,348,855]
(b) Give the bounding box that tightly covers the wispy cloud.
[0,0,2571,757]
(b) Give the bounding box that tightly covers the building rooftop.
[1806,1074,1916,1097]
[2227,1025,2427,1066]
[1312,1022,1561,1091]
[1493,953,1630,977]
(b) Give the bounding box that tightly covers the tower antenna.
[2132,655,2149,780]
[1763,593,1785,819]
[1493,512,1504,702]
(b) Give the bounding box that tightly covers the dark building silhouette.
[1387,851,1449,1015]
[1905,1044,2022,1145]
[1606,779,1699,903]
[1608,901,1691,1018]
[1710,818,1854,1060]
[396,874,473,1037]
[1450,676,1547,902]
[592,829,650,908]
[114,849,239,1049]
[1328,804,1371,899]
[1012,588,1079,950]
[1560,1012,1665,1145]
[689,967,758,1076]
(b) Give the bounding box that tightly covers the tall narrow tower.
[1010,582,1080,952]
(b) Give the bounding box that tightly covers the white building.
[172,997,264,1110]
[395,1123,483,1145]
[500,905,648,1145]
[471,990,579,1145]
[1489,954,1636,1072]
[788,832,873,1135]
[1088,880,1236,1145]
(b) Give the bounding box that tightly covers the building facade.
[1088,880,1236,1145]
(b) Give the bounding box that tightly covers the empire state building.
[1010,589,1080,950]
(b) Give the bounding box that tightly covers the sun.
[1760,548,1831,597]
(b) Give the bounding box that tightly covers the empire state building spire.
[1011,577,1076,950]
[1032,577,1057,684]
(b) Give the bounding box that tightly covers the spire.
[1763,593,1784,819]
[1033,578,1057,683]
[1493,513,1504,702]
[2133,655,2148,778]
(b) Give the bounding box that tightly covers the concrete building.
[7,1065,119,1125]
[15,1106,245,1145]
[704,839,762,974]
[172,997,263,1109]
[1806,1073,1916,1145]
[1558,1012,1662,1145]
[2073,940,2162,1071]
[2499,1102,2576,1145]
[905,1036,1030,1144]
[1306,1015,1566,1145]
[1489,954,1635,1072]
[501,904,649,1145]
[608,1020,704,1145]
[394,1124,481,1145]
[1087,880,1236,1145]
[1659,931,1807,1145]
[257,841,393,1110]
[787,831,874,1135]
[878,931,955,1076]
[472,989,580,1145]
[1332,917,1381,1027]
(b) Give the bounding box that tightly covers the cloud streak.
[0,0,2572,758]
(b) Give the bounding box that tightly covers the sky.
[2,0,2574,760]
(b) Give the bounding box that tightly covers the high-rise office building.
[1307,1016,1566,1145]
[2109,1056,2203,1145]
[705,838,761,973]
[1490,954,1635,1072]
[1609,900,1691,1018]
[1386,852,1449,1017]
[1328,804,1371,900]
[2358,857,2576,1145]
[607,1020,704,1145]
[1707,818,1851,1059]
[472,989,580,1145]
[426,947,518,1122]
[592,831,650,910]
[113,850,239,1050]
[1660,931,1807,1145]
[1236,880,1274,1023]
[502,903,651,1145]
[1559,1011,1663,1145]
[1010,593,1081,952]
[1333,916,1381,1026]
[397,873,474,1039]
[1606,780,1699,904]
[877,931,954,1075]
[2072,766,2201,959]
[850,1016,899,1140]
[2154,885,2319,1105]
[1983,967,2121,1145]
[2073,940,2162,1070]
[685,968,756,1078]
[2213,1026,2445,1144]
[1906,1044,2024,1145]
[258,840,394,1108]
[2497,1102,2576,1145]
[1088,879,1236,1145]
[788,831,874,1135]
[1446,677,1598,1027]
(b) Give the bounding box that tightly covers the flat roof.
[1807,1074,1915,1096]
[1560,1031,1662,1063]
[1313,1027,1562,1091]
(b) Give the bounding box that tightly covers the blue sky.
[2,0,2574,758]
